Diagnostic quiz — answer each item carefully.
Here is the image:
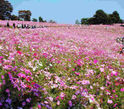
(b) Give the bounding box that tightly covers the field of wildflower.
[0,20,124,109]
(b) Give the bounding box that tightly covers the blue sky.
[8,0,124,24]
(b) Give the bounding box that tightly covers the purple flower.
[26,98,31,103]
[5,98,11,104]
[68,100,72,107]
[34,83,40,88]
[34,92,39,96]
[0,102,2,106]
[22,102,26,106]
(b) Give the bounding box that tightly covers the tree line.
[0,0,56,23]
[0,0,123,25]
[80,10,123,25]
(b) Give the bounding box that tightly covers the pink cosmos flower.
[80,80,90,85]
[44,101,48,104]
[57,100,60,105]
[18,73,26,78]
[94,59,98,64]
[107,99,113,104]
[72,68,75,71]
[112,90,116,93]
[1,75,4,79]
[56,96,59,100]
[3,65,12,70]
[72,95,76,100]
[0,56,3,59]
[120,88,124,92]
[113,103,117,107]
[38,104,41,109]
[5,89,10,93]
[17,51,22,55]
[74,72,80,76]
[111,71,118,76]
[48,97,53,102]
[100,68,104,72]
[34,53,37,56]
[60,92,65,98]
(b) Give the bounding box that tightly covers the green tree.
[112,11,121,23]
[11,15,19,20]
[0,0,13,20]
[43,20,47,22]
[87,17,96,24]
[93,9,108,24]
[49,20,56,23]
[18,10,31,21]
[32,18,37,22]
[75,19,80,24]
[81,18,89,24]
[39,16,44,22]
[106,15,113,25]
[119,19,123,24]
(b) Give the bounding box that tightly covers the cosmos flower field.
[0,20,124,109]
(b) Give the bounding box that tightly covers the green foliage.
[39,16,44,22]
[0,0,13,20]
[75,19,80,24]
[112,11,121,23]
[18,10,31,21]
[81,10,122,25]
[11,14,19,20]
[81,18,89,25]
[87,17,96,24]
[93,10,108,24]
[32,18,37,22]
[49,20,56,23]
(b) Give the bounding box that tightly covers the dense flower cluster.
[0,20,124,109]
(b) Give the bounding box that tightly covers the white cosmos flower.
[33,67,37,71]
[0,46,3,50]
[39,62,43,66]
